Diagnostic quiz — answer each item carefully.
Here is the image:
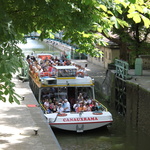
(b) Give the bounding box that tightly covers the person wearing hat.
[57,103,64,113]
[64,99,71,112]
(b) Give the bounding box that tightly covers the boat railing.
[101,104,108,112]
[95,99,108,112]
[38,100,47,113]
[29,67,89,79]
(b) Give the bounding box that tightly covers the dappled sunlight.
[0,99,42,150]
[0,125,27,144]
[1,113,21,119]
[0,125,40,150]
[15,87,31,96]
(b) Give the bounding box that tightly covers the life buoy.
[76,72,84,77]
[93,112,103,115]
[57,113,67,117]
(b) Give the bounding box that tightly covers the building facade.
[88,44,120,69]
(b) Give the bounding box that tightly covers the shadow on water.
[53,126,114,150]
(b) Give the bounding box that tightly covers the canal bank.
[0,75,61,150]
[101,68,150,136]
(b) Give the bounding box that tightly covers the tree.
[88,0,150,62]
[0,0,97,103]
[103,0,150,62]
[0,0,150,103]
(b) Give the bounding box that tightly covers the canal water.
[18,38,150,150]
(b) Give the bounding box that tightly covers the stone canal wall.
[126,83,150,135]
[138,87,150,135]
[102,70,150,136]
[126,82,139,129]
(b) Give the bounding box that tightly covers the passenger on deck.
[57,103,64,113]
[97,102,103,110]
[45,106,51,114]
[91,101,98,111]
[85,103,91,111]
[87,97,92,104]
[44,99,51,114]
[58,98,63,104]
[44,99,50,109]
[49,102,54,112]
[61,100,65,109]
[77,93,83,102]
[73,101,80,112]
[63,99,71,112]
[52,104,57,113]
[48,64,54,73]
[43,57,49,63]
[77,102,87,112]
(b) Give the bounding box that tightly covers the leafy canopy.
[0,0,150,103]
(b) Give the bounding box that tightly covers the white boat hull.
[45,111,113,132]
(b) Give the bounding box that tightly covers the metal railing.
[115,59,131,80]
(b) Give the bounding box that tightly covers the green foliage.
[0,0,150,103]
[0,42,24,103]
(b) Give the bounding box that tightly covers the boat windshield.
[41,86,94,102]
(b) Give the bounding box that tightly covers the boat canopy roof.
[54,66,77,70]
[36,53,53,56]
[36,54,53,60]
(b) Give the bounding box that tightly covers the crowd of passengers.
[26,52,87,77]
[42,93,103,114]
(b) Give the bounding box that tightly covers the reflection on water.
[19,38,150,150]
[18,38,61,56]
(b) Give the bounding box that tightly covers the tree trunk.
[119,41,128,61]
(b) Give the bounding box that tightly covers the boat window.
[54,87,67,100]
[57,69,76,77]
[41,87,57,100]
[41,87,67,101]
[77,87,93,100]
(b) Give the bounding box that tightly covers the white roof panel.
[54,66,77,70]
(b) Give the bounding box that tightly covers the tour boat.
[26,53,113,132]
[44,111,113,132]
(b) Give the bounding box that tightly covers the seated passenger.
[45,106,51,114]
[44,99,51,113]
[85,103,91,111]
[91,101,98,111]
[64,99,71,112]
[44,99,50,109]
[52,104,57,113]
[77,102,87,112]
[97,102,103,110]
[57,103,64,114]
[73,101,80,112]
[77,93,83,102]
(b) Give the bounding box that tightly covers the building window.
[102,51,104,62]
[105,51,107,59]
[109,52,111,60]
